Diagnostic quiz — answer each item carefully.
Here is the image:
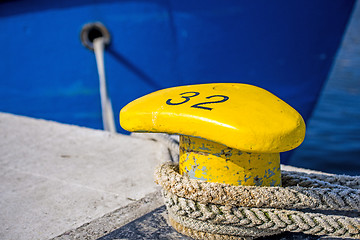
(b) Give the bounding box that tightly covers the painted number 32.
[166,92,229,111]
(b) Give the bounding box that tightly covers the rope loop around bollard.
[155,162,360,239]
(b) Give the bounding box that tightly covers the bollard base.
[179,135,281,186]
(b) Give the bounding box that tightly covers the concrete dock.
[0,113,165,240]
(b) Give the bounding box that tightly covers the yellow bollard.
[120,83,305,187]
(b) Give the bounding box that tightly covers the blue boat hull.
[0,0,355,161]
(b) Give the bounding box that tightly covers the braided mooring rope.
[155,163,360,239]
[167,215,252,240]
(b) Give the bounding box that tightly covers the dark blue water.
[289,3,360,176]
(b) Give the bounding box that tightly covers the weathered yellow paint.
[179,136,281,186]
[120,83,306,186]
[120,83,305,153]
